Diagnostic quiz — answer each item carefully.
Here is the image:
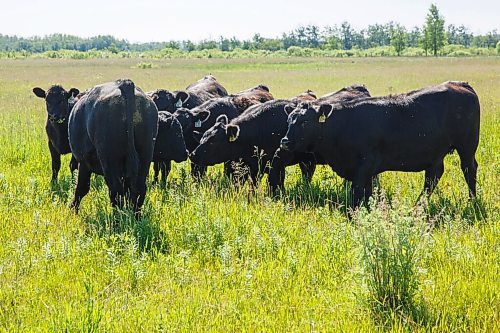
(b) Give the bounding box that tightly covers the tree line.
[1,5,498,56]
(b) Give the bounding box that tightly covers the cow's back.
[319,81,480,177]
[69,81,158,174]
[187,76,228,99]
[233,100,290,152]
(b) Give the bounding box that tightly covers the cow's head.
[148,89,190,113]
[189,98,238,144]
[172,107,199,152]
[173,107,195,131]
[280,102,333,152]
[33,85,79,124]
[154,112,188,163]
[190,115,240,166]
[173,91,190,110]
[148,89,176,113]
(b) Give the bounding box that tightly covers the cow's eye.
[301,120,309,127]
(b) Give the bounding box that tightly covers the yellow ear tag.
[229,135,237,142]
[318,114,326,123]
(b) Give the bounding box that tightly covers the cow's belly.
[377,139,451,172]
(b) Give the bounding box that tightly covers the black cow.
[269,85,372,192]
[148,75,228,178]
[290,89,317,104]
[170,85,274,180]
[147,75,228,113]
[315,84,370,104]
[188,85,275,147]
[280,81,480,209]
[68,79,158,213]
[152,112,189,183]
[32,85,80,181]
[190,99,314,186]
[231,84,274,104]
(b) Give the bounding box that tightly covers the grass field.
[0,57,498,332]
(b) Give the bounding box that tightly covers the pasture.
[0,57,498,331]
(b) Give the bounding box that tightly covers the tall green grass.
[0,57,498,331]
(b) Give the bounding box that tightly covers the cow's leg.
[268,164,285,194]
[69,155,78,176]
[351,166,373,210]
[246,158,260,188]
[299,160,316,183]
[459,154,478,199]
[351,180,374,210]
[268,154,286,194]
[161,160,171,183]
[130,160,150,214]
[48,141,61,182]
[423,160,445,196]
[191,162,207,180]
[70,162,91,213]
[101,160,126,209]
[223,161,234,178]
[153,161,160,183]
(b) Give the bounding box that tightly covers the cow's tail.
[118,79,139,179]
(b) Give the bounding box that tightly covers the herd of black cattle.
[32,75,480,213]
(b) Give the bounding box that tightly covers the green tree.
[390,24,408,56]
[424,4,445,56]
[407,27,421,47]
[340,22,354,50]
[184,40,196,52]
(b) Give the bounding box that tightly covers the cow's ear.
[197,110,210,122]
[216,114,228,125]
[67,88,80,99]
[194,111,210,128]
[257,84,270,92]
[317,104,333,123]
[306,90,317,98]
[68,88,80,97]
[284,103,296,114]
[233,96,252,111]
[226,124,240,142]
[174,91,189,107]
[33,87,46,98]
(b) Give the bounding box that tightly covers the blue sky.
[1,0,498,42]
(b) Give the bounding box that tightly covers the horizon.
[1,0,498,44]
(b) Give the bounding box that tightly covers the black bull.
[281,81,480,209]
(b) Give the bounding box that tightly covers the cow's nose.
[280,137,290,150]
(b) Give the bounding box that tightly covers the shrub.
[401,47,426,56]
[442,44,467,55]
[136,62,154,69]
[356,194,432,320]
[447,50,472,57]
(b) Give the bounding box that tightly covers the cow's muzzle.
[280,137,292,151]
[175,149,189,163]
